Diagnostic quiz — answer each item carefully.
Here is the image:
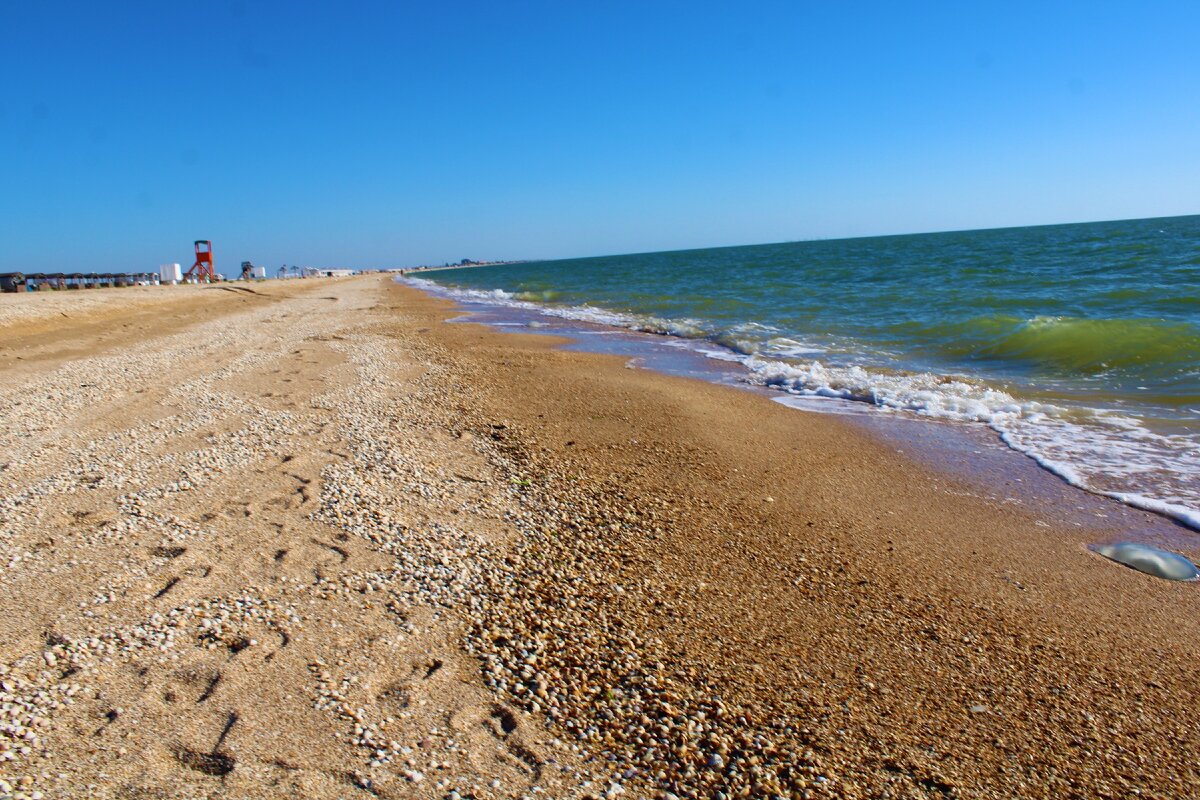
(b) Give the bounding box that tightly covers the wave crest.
[937,315,1200,375]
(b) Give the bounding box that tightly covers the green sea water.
[410,215,1200,526]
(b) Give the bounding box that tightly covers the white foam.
[745,357,1034,421]
[1103,494,1200,531]
[749,354,1200,530]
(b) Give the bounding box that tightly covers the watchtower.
[185,240,216,282]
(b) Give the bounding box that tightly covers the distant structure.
[4,272,160,291]
[267,264,359,280]
[184,240,216,283]
[240,261,266,281]
[298,267,355,278]
[160,263,182,284]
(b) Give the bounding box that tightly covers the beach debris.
[1092,542,1199,581]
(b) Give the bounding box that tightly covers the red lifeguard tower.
[185,240,216,282]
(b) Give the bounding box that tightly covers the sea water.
[408,216,1200,529]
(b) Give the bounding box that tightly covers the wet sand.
[0,275,1197,798]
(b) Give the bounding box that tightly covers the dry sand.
[0,276,1197,799]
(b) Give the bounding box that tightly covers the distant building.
[292,267,354,278]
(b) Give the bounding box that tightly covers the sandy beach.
[1,275,1197,799]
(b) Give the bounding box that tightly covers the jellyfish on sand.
[1093,542,1199,581]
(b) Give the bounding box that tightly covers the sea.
[406,215,1200,530]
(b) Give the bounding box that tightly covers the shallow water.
[409,215,1200,528]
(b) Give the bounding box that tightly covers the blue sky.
[2,1,1198,274]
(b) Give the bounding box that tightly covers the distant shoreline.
[401,260,531,275]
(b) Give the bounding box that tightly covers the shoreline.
[405,275,1200,543]
[402,256,1200,534]
[1,275,1197,798]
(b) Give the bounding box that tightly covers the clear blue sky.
[3,1,1198,275]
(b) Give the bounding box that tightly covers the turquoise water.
[410,215,1200,527]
